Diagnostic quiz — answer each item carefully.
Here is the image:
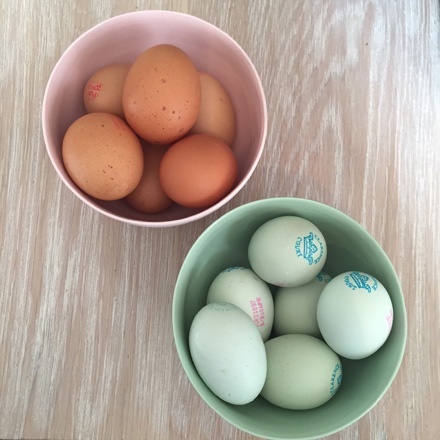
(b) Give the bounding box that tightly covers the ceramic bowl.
[173,197,407,439]
[42,11,267,227]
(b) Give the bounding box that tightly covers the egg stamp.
[330,362,343,396]
[261,334,343,410]
[294,232,325,266]
[317,271,394,359]
[207,266,274,341]
[344,271,378,292]
[248,216,327,287]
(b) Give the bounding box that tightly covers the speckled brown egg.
[122,44,201,145]
[126,142,174,213]
[159,133,238,209]
[62,112,143,201]
[83,63,131,119]
[189,71,236,146]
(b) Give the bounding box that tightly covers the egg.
[159,133,238,208]
[126,142,174,213]
[317,271,394,360]
[273,271,332,338]
[261,334,343,410]
[189,302,267,405]
[189,71,236,145]
[122,44,201,145]
[206,267,274,341]
[83,63,131,119]
[62,112,143,200]
[248,216,327,287]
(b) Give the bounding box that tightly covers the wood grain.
[1,0,439,439]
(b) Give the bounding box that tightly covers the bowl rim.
[42,10,268,228]
[172,196,408,439]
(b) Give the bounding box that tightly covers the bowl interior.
[173,198,407,439]
[42,11,267,226]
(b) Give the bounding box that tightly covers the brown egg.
[62,112,143,201]
[83,64,131,119]
[159,133,238,209]
[122,44,201,145]
[126,142,174,213]
[189,71,236,145]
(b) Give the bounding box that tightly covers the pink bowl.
[42,10,267,227]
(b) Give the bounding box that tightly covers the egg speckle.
[122,44,201,144]
[189,302,267,405]
[62,112,143,200]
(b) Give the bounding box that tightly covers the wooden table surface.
[1,1,439,439]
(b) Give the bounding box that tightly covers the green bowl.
[172,198,407,440]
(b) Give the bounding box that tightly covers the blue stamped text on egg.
[222,266,246,273]
[344,271,378,292]
[317,271,332,283]
[330,362,343,396]
[294,232,324,265]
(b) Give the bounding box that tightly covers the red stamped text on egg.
[86,82,103,99]
[250,297,265,327]
[386,308,394,331]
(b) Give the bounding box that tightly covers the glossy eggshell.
[122,44,201,145]
[83,63,131,119]
[62,112,143,201]
[189,302,267,405]
[159,133,238,208]
[189,71,236,145]
[261,334,343,410]
[126,142,174,213]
